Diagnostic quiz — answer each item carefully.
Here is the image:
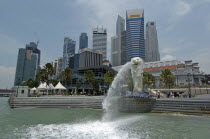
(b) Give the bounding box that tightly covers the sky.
[0,0,210,89]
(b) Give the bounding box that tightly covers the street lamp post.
[193,74,196,95]
[205,75,208,94]
[16,78,20,97]
[187,73,191,98]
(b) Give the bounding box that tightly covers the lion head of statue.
[131,57,143,65]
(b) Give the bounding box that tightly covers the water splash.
[19,116,145,139]
[103,62,133,120]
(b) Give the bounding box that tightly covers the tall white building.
[51,57,63,79]
[145,21,160,62]
[111,15,125,66]
[92,27,107,60]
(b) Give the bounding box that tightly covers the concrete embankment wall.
[9,96,210,115]
[152,99,210,115]
[9,96,104,109]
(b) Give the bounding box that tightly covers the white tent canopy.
[43,82,47,88]
[37,83,46,89]
[31,87,36,91]
[49,83,55,89]
[54,82,66,90]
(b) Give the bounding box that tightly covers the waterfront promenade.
[9,96,104,109]
[9,95,210,115]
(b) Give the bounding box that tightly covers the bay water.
[0,97,210,139]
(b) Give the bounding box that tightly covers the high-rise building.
[111,36,119,66]
[56,57,63,76]
[116,15,125,37]
[121,31,127,65]
[145,21,160,62]
[79,33,88,50]
[68,53,80,70]
[92,27,107,60]
[52,60,58,75]
[14,42,40,86]
[111,15,125,67]
[62,37,75,70]
[126,9,145,62]
[79,48,103,68]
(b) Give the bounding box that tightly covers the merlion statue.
[130,57,144,92]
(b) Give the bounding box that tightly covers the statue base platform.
[118,94,156,113]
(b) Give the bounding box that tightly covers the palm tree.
[36,69,48,82]
[84,70,95,83]
[61,68,73,86]
[104,71,115,87]
[75,80,82,95]
[36,63,54,84]
[92,80,99,95]
[21,78,39,88]
[84,70,96,95]
[160,69,175,93]
[44,63,54,82]
[143,72,156,89]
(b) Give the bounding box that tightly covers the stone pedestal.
[118,98,156,113]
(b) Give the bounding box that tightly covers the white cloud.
[0,66,16,89]
[161,48,176,53]
[161,55,176,61]
[193,48,210,73]
[175,1,191,16]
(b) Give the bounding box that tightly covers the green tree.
[21,78,39,88]
[143,72,156,89]
[84,70,95,83]
[49,79,58,86]
[92,80,100,95]
[104,71,115,85]
[44,63,54,77]
[36,63,54,83]
[36,69,48,82]
[61,68,73,86]
[84,70,99,95]
[160,69,175,91]
[75,80,82,95]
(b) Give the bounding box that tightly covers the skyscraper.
[145,21,160,62]
[92,27,107,60]
[79,33,88,50]
[111,15,125,67]
[14,42,40,86]
[62,37,75,70]
[56,57,63,76]
[126,9,145,62]
[121,31,127,65]
[111,36,119,66]
[79,48,102,68]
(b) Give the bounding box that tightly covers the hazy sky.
[0,0,210,88]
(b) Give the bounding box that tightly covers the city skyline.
[126,9,145,61]
[145,21,160,62]
[1,0,210,88]
[14,42,40,86]
[111,15,125,67]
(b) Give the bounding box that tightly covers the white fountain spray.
[102,62,133,120]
